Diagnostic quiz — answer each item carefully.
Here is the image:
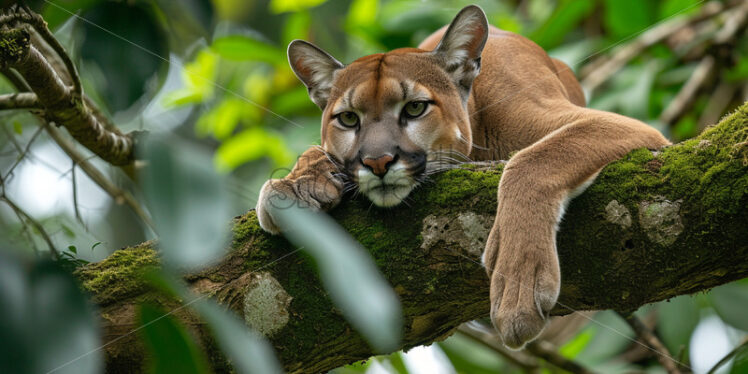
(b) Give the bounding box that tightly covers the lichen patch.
[605,200,632,229]
[638,197,684,246]
[421,212,493,257]
[243,272,292,337]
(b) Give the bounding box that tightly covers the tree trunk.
[75,104,748,373]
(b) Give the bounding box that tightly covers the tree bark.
[75,104,748,373]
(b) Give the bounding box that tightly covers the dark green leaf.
[140,135,230,270]
[273,206,402,352]
[709,282,748,331]
[138,303,210,374]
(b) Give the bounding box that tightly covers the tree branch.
[0,23,135,165]
[0,92,38,109]
[71,103,748,373]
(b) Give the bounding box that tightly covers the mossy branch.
[0,15,135,166]
[76,103,748,373]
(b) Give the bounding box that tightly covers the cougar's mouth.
[357,162,416,207]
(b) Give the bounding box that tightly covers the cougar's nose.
[362,154,396,178]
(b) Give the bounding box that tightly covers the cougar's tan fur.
[256,5,669,348]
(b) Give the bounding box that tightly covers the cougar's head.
[288,5,488,207]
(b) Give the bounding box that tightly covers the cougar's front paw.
[488,242,560,349]
[256,170,344,235]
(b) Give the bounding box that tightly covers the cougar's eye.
[403,101,428,119]
[337,111,360,128]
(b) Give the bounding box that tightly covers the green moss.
[0,28,30,62]
[75,242,160,305]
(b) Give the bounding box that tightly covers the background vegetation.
[0,0,746,373]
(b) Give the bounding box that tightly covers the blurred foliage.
[1,0,746,373]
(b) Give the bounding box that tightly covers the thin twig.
[2,125,44,181]
[0,68,32,92]
[43,121,156,233]
[0,189,59,259]
[620,313,682,374]
[71,159,84,227]
[580,1,730,92]
[0,92,39,110]
[659,55,715,125]
[707,336,748,374]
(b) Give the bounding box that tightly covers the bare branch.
[42,121,155,232]
[525,341,594,374]
[0,23,135,165]
[580,1,730,92]
[620,313,682,374]
[0,92,38,110]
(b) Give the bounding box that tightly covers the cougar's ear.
[434,5,489,101]
[288,40,344,109]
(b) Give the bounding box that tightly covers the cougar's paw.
[256,170,344,235]
[489,249,560,350]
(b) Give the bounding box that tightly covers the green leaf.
[282,11,311,45]
[91,242,102,251]
[269,0,327,14]
[67,245,77,254]
[709,282,748,331]
[12,121,22,135]
[162,50,218,107]
[212,36,285,65]
[138,304,210,374]
[196,98,244,140]
[214,128,294,171]
[347,0,378,29]
[192,300,283,374]
[140,135,230,270]
[530,0,595,49]
[656,295,700,354]
[269,86,316,115]
[560,328,594,359]
[272,206,402,352]
[731,342,748,374]
[0,255,103,374]
[659,0,702,20]
[602,0,654,39]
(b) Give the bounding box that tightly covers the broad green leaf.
[731,342,748,374]
[269,0,327,14]
[140,135,230,270]
[214,128,294,171]
[560,328,594,359]
[656,295,700,354]
[438,333,507,374]
[196,98,244,140]
[602,0,654,39]
[530,0,594,49]
[659,0,702,20]
[709,282,748,331]
[272,206,402,351]
[269,87,316,115]
[212,36,286,65]
[282,11,311,45]
[347,0,378,29]
[243,72,273,106]
[148,271,283,374]
[0,255,102,374]
[192,300,283,374]
[138,304,210,374]
[13,121,22,135]
[163,50,218,107]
